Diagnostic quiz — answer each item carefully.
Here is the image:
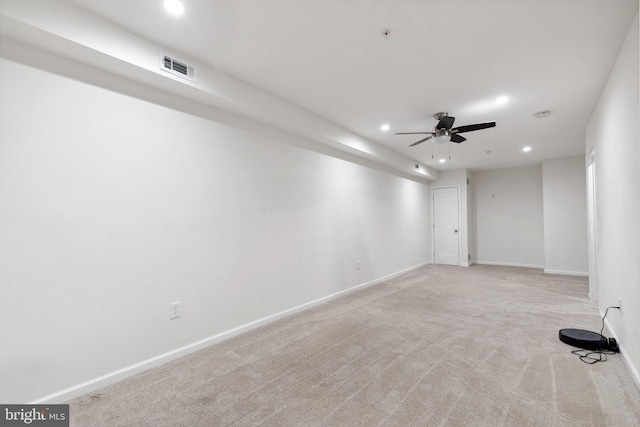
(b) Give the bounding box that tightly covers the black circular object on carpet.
[559,328,607,351]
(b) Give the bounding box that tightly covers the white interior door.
[433,187,460,265]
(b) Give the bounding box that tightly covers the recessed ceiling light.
[164,0,184,15]
[439,159,446,163]
[496,96,509,105]
[380,124,390,131]
[523,146,532,152]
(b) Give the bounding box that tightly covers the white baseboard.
[474,261,544,269]
[30,261,431,404]
[544,269,589,277]
[619,346,640,392]
[603,313,640,392]
[473,263,588,277]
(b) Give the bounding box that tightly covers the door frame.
[586,147,598,302]
[431,185,461,266]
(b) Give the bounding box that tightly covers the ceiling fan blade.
[395,132,433,135]
[409,136,432,147]
[450,134,466,143]
[436,116,455,130]
[451,122,496,133]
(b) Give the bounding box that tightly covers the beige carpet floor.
[69,265,640,426]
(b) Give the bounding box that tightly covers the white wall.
[586,12,639,386]
[443,163,588,275]
[542,157,589,275]
[0,49,431,403]
[471,166,544,268]
[0,0,438,182]
[431,169,469,266]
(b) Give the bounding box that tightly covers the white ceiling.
[65,0,638,172]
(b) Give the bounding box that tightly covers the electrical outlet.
[618,297,622,310]
[170,301,181,319]
[356,260,361,270]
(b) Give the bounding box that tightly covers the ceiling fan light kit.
[395,112,496,147]
[432,134,450,144]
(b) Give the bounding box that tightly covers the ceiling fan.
[395,112,496,146]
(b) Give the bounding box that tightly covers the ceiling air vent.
[161,54,197,83]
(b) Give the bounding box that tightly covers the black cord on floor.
[572,305,620,364]
[571,348,616,364]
